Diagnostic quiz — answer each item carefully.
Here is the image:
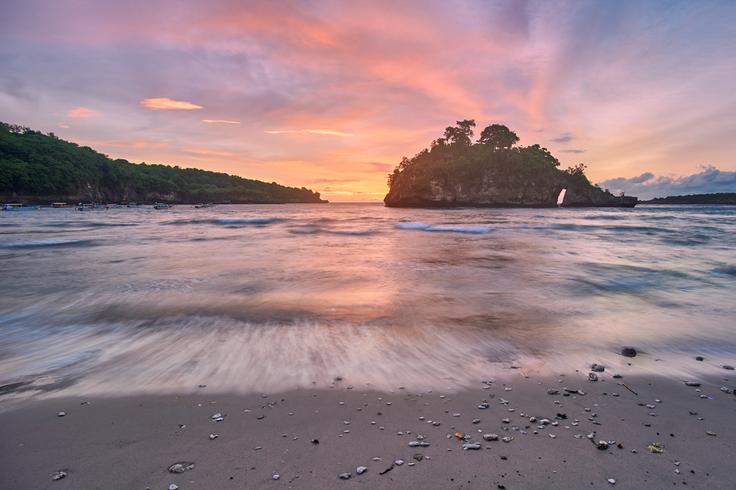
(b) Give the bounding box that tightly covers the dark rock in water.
[621,347,637,358]
[684,381,701,387]
[591,364,605,372]
[723,365,735,371]
[695,356,704,361]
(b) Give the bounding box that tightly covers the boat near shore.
[2,203,40,211]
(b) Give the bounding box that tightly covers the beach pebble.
[501,436,514,443]
[588,373,598,382]
[684,381,701,387]
[648,442,664,453]
[608,478,617,485]
[591,363,605,372]
[547,389,559,395]
[356,466,367,475]
[56,411,66,417]
[723,365,735,370]
[621,347,637,357]
[395,459,404,466]
[209,433,218,440]
[51,470,67,481]
[462,443,481,450]
[706,431,717,436]
[272,474,280,480]
[338,472,351,479]
[168,462,195,474]
[695,356,704,361]
[168,485,178,490]
[596,441,609,450]
[483,433,499,441]
[409,441,430,447]
[472,418,481,424]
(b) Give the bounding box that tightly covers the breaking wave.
[396,222,495,234]
[0,238,99,249]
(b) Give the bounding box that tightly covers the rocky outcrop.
[384,167,637,208]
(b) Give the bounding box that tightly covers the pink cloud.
[67,107,97,118]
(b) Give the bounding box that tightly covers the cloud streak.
[599,165,736,199]
[141,98,203,110]
[202,119,240,125]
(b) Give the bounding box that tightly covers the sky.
[1,0,735,201]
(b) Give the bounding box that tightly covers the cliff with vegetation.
[642,193,736,205]
[384,120,636,208]
[0,122,326,204]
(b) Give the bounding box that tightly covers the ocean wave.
[396,222,495,234]
[45,221,137,228]
[0,239,99,249]
[165,217,283,226]
[713,265,736,276]
[289,226,377,236]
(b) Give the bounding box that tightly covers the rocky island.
[385,120,636,208]
[0,122,326,205]
[642,193,736,205]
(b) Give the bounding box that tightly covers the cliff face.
[385,165,637,208]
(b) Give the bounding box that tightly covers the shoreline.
[2,368,734,489]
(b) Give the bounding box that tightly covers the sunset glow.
[2,0,735,200]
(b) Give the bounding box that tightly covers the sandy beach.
[2,356,734,490]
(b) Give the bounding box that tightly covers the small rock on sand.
[723,365,735,370]
[591,364,605,372]
[463,443,481,450]
[51,470,67,481]
[621,347,637,357]
[339,472,351,479]
[608,478,616,485]
[356,466,368,475]
[56,412,66,417]
[168,462,195,474]
[684,381,701,387]
[483,433,499,441]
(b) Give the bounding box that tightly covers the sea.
[1,203,734,401]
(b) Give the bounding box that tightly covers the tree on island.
[478,123,519,150]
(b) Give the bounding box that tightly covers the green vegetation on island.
[642,193,736,205]
[385,120,636,208]
[0,122,325,204]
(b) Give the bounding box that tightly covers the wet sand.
[1,365,734,489]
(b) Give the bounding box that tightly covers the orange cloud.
[67,107,97,118]
[141,97,203,110]
[202,119,240,125]
[265,129,353,137]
